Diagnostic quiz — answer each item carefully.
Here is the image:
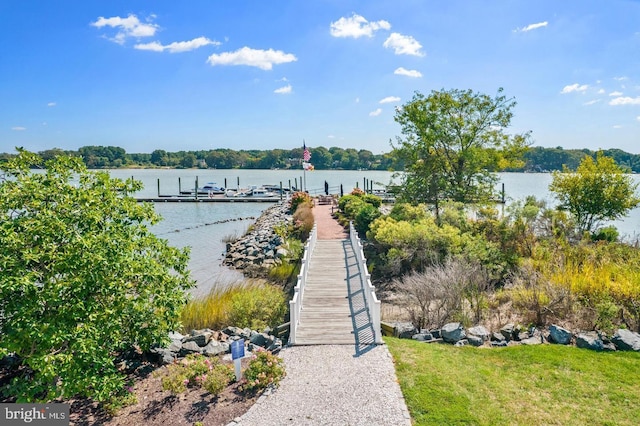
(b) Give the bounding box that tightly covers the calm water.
[107,170,640,296]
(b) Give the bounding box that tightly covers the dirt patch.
[2,358,259,426]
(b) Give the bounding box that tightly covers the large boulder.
[612,329,640,351]
[202,340,229,356]
[576,332,604,351]
[441,322,466,343]
[467,335,484,347]
[183,329,214,347]
[394,323,418,339]
[467,325,490,342]
[500,323,516,341]
[548,324,572,345]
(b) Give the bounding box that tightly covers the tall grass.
[180,279,288,332]
[181,279,258,332]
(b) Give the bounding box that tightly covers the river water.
[107,169,640,296]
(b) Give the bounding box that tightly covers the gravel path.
[229,345,411,426]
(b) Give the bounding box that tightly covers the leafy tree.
[549,152,640,234]
[0,149,194,402]
[392,88,530,205]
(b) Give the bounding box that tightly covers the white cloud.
[394,67,422,78]
[91,14,158,44]
[206,47,297,70]
[598,89,606,94]
[609,96,640,105]
[560,83,589,94]
[613,125,623,129]
[609,91,623,96]
[614,76,628,81]
[274,84,292,94]
[515,21,548,32]
[11,126,26,131]
[383,33,424,56]
[369,108,382,116]
[379,96,400,104]
[583,100,599,106]
[47,102,56,107]
[355,97,360,103]
[328,135,336,139]
[135,37,220,53]
[637,116,640,121]
[330,13,391,38]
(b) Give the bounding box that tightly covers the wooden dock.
[294,239,377,346]
[135,196,280,203]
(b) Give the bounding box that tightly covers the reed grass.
[180,279,261,332]
[180,279,288,332]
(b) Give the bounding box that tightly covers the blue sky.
[1,1,639,155]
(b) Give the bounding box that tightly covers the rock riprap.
[223,202,293,276]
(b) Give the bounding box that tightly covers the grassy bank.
[386,337,640,425]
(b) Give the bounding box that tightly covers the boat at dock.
[225,186,277,198]
[180,182,226,195]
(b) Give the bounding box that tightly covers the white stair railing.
[349,222,383,344]
[288,224,317,345]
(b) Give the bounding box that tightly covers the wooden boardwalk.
[293,239,377,346]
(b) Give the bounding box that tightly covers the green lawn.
[385,337,640,426]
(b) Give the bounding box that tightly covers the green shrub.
[388,203,428,222]
[591,226,619,242]
[241,350,286,392]
[361,194,382,207]
[268,262,298,284]
[161,354,234,396]
[228,284,288,331]
[0,150,194,403]
[355,203,381,235]
[289,191,313,212]
[293,203,314,240]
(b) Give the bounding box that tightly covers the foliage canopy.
[393,88,530,204]
[0,149,194,402]
[549,152,640,233]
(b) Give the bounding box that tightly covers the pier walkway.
[231,202,410,425]
[288,202,382,348]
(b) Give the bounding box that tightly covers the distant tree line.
[1,145,639,172]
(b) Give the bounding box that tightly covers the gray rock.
[612,329,640,351]
[467,325,490,341]
[183,330,213,347]
[491,340,508,347]
[576,332,604,351]
[250,333,269,347]
[412,333,433,342]
[454,339,468,347]
[548,324,573,345]
[223,326,244,337]
[520,335,543,345]
[168,331,185,341]
[491,332,506,342]
[202,340,229,356]
[150,347,176,365]
[441,322,466,343]
[167,339,182,353]
[500,323,515,341]
[394,323,417,339]
[467,335,484,347]
[180,340,203,355]
[516,332,530,341]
